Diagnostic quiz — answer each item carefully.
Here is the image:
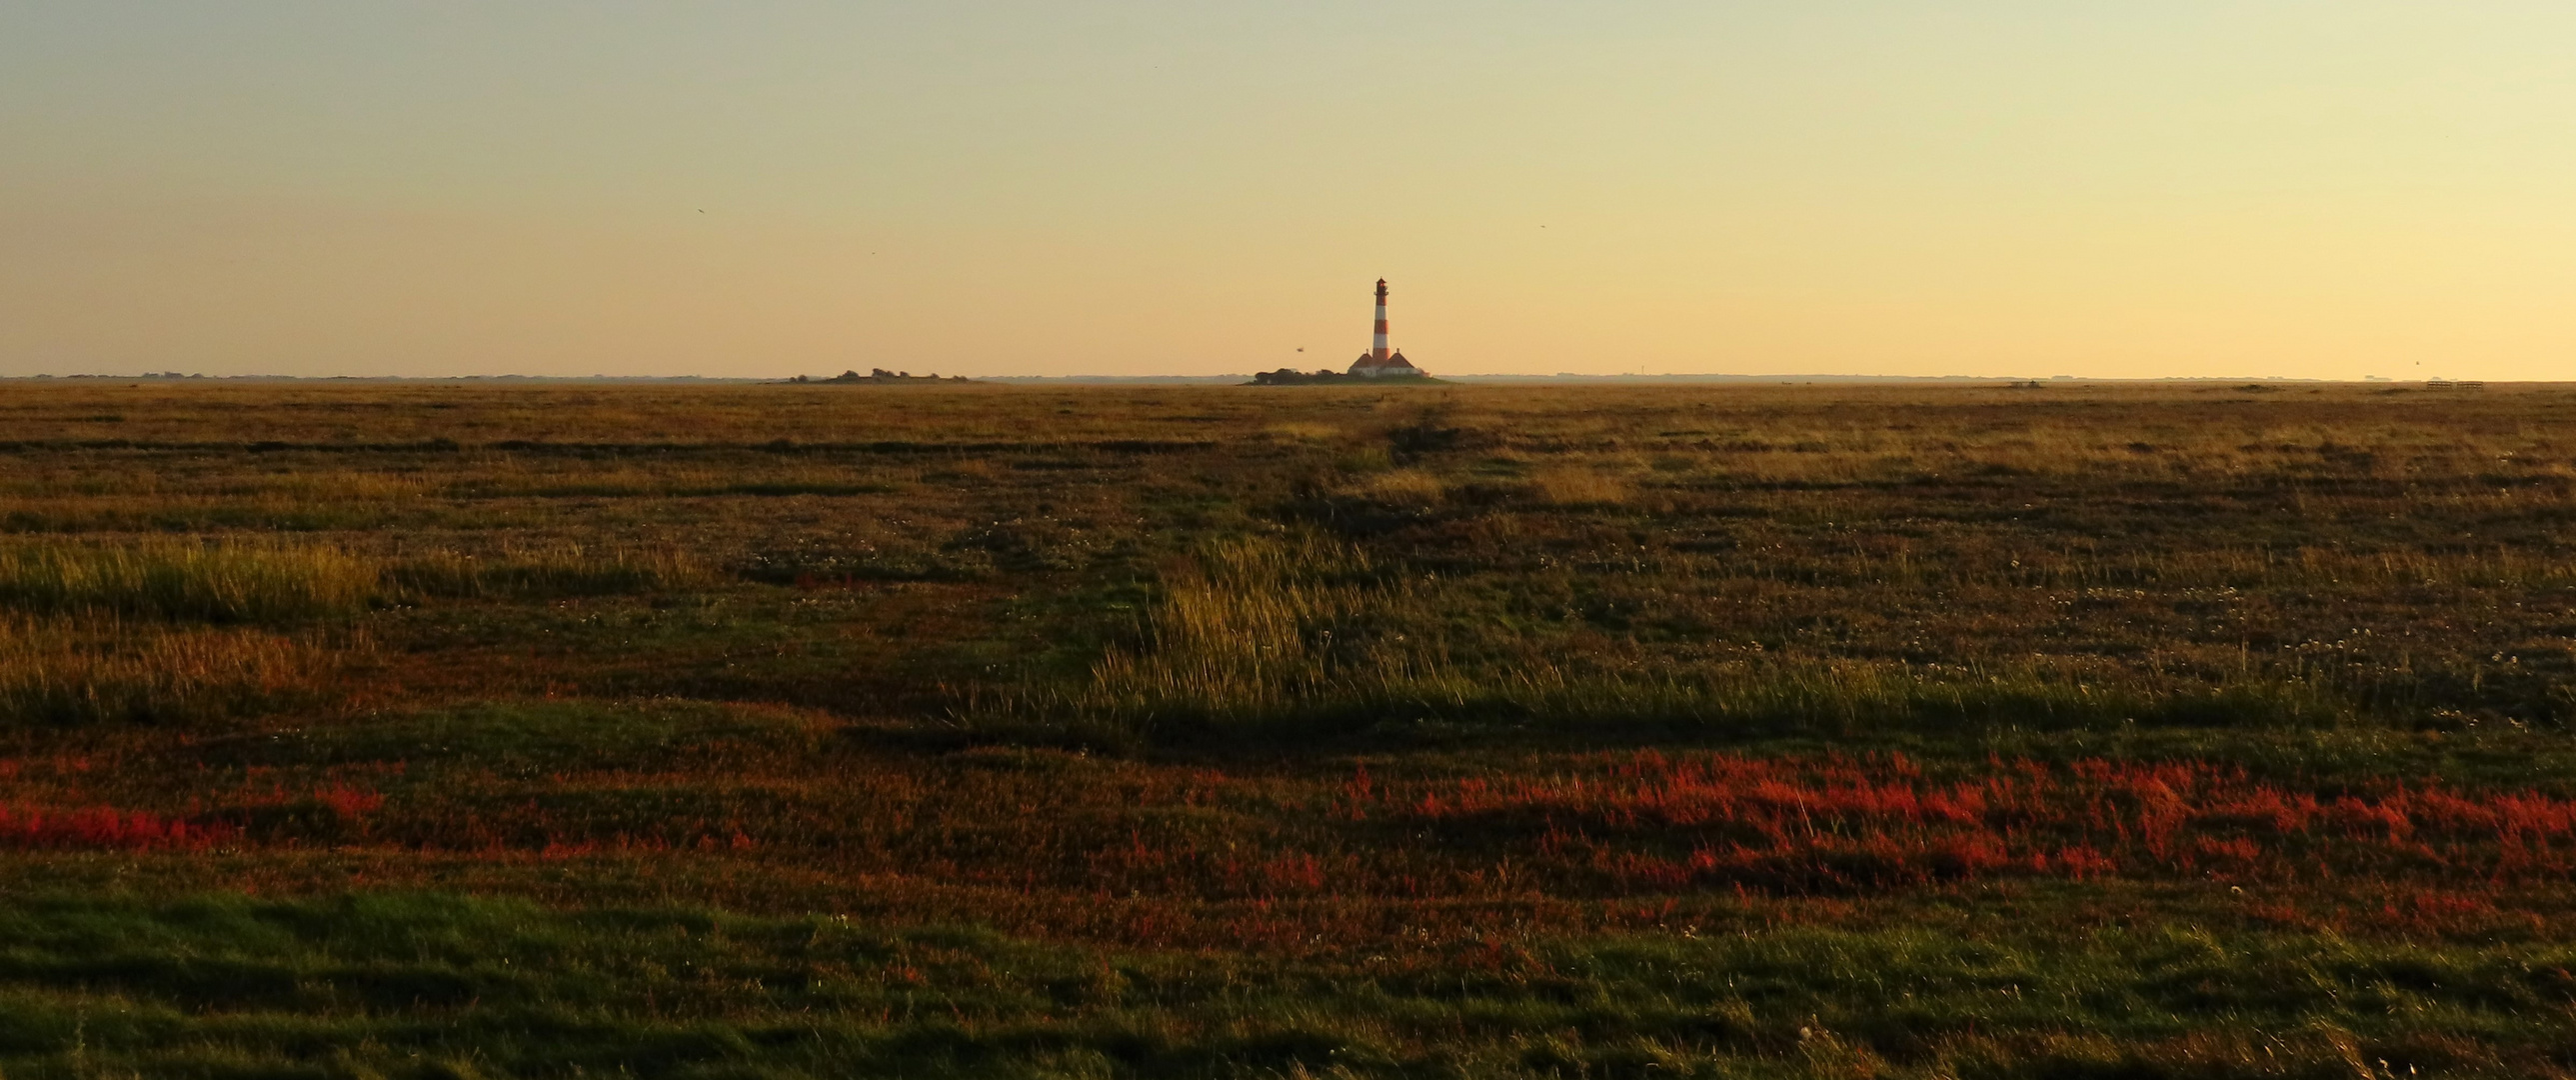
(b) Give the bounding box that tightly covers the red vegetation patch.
[0,804,238,851]
[0,762,385,853]
[1344,752,2576,892]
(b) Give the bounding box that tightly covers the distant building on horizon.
[1348,279,1425,378]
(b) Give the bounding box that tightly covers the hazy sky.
[4,2,2571,379]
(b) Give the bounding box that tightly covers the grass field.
[3,379,2575,1077]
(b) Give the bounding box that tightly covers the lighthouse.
[1370,279,1390,361]
[1347,278,1425,378]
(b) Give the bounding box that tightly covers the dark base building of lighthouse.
[1348,350,1422,377]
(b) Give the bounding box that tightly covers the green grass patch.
[0,891,2565,1078]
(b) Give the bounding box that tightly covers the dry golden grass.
[0,616,346,727]
[1532,466,1631,506]
[1346,468,1445,506]
[0,538,376,624]
[1084,536,1386,718]
[385,541,717,599]
[1265,421,1344,442]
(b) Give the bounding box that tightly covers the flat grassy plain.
[4,379,2576,1077]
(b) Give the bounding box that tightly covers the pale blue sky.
[4,2,2571,377]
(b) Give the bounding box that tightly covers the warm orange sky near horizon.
[4,2,2571,380]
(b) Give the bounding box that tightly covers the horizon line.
[0,372,2482,385]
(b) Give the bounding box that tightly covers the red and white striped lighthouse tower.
[1370,278,1391,362]
[1345,278,1423,377]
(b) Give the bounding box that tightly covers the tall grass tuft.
[1082,535,1388,724]
[0,617,343,727]
[0,539,376,624]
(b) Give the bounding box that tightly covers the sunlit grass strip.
[1064,535,2354,738]
[0,539,375,624]
[387,542,716,599]
[0,617,343,727]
